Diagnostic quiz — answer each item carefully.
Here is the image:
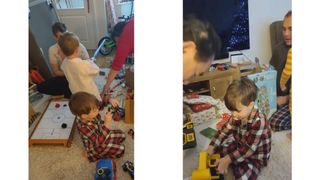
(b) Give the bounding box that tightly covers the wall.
[29,0,59,76]
[93,0,108,44]
[236,0,291,65]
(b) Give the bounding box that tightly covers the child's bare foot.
[286,132,292,140]
[81,150,87,158]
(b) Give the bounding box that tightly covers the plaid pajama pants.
[215,136,263,180]
[95,130,126,159]
[269,104,291,131]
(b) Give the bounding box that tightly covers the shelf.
[195,89,210,94]
[183,67,240,100]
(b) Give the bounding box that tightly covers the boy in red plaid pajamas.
[206,77,271,180]
[69,91,125,162]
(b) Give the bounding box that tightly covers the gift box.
[124,90,134,124]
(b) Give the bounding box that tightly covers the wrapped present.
[183,95,219,126]
[189,103,213,113]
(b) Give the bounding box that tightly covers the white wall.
[231,0,291,65]
[93,0,108,44]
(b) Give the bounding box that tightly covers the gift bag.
[248,70,277,118]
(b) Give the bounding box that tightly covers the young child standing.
[37,22,89,98]
[59,32,102,101]
[206,77,271,180]
[69,91,125,162]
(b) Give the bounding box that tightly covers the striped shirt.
[280,48,292,113]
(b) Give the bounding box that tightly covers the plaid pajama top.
[210,109,272,166]
[76,115,112,162]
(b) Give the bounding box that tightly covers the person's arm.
[280,48,292,91]
[79,43,90,60]
[228,117,266,163]
[103,69,119,94]
[78,118,111,161]
[83,60,100,76]
[50,63,64,77]
[208,119,238,154]
[49,45,65,77]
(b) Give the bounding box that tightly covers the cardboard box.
[124,98,134,124]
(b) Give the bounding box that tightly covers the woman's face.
[54,31,64,41]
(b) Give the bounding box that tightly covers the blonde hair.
[58,32,80,56]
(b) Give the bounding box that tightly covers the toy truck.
[94,159,116,180]
[192,152,224,180]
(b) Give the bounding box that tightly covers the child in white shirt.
[59,32,107,103]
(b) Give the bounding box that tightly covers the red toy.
[55,103,60,108]
[216,113,231,130]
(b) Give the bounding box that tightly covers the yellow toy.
[183,113,197,149]
[192,152,223,180]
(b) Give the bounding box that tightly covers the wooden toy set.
[29,100,76,147]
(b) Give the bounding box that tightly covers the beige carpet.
[183,130,292,180]
[29,53,135,180]
[29,120,134,180]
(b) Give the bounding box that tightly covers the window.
[53,0,84,9]
[118,0,133,5]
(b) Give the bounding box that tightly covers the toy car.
[94,159,116,180]
[122,161,134,179]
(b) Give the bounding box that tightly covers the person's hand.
[277,95,289,107]
[214,155,231,174]
[104,111,113,128]
[109,98,119,108]
[102,93,111,105]
[206,145,214,156]
[103,84,110,95]
[280,85,287,92]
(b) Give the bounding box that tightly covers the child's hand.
[104,111,113,128]
[109,98,119,107]
[206,145,214,156]
[214,155,231,174]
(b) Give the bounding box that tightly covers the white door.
[53,0,107,50]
